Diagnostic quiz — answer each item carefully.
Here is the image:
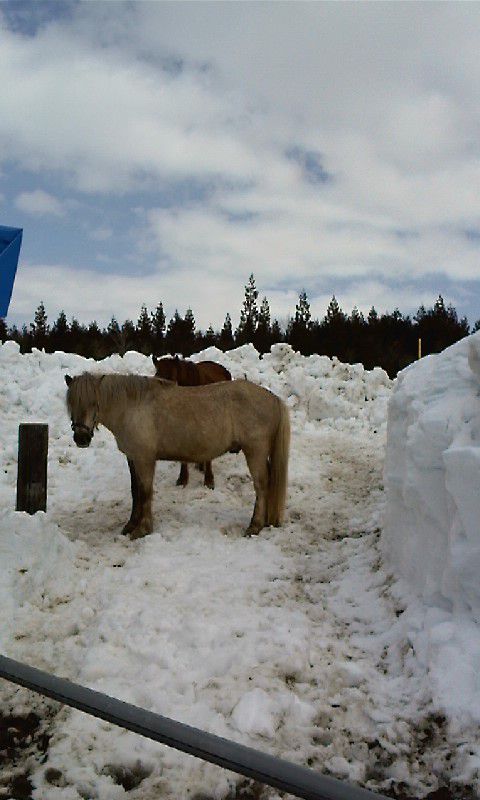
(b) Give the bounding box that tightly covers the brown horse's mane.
[67,371,173,417]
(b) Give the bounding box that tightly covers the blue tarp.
[0,225,23,318]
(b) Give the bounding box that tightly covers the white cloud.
[2,2,480,327]
[15,189,64,216]
[0,21,258,193]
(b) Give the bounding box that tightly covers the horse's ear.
[65,375,73,387]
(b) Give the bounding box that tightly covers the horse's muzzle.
[73,431,92,447]
[71,422,94,448]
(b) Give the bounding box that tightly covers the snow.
[0,337,479,798]
[383,331,480,729]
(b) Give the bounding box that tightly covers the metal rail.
[0,654,389,800]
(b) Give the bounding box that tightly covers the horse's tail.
[267,398,290,527]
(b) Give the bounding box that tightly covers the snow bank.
[194,343,391,429]
[383,331,480,722]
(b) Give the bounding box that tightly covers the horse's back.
[196,361,232,384]
[156,379,280,424]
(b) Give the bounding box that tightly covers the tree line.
[0,274,475,377]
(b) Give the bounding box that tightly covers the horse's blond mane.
[67,372,171,417]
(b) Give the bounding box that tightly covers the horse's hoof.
[129,529,147,540]
[129,523,153,540]
[121,523,134,535]
[205,480,215,490]
[244,525,260,537]
[176,479,188,487]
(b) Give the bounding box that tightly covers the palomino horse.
[65,373,290,539]
[152,355,231,489]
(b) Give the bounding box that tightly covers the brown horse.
[152,355,232,489]
[65,372,290,539]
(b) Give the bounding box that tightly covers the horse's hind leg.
[128,458,156,539]
[122,459,140,535]
[195,461,214,489]
[243,448,269,536]
[203,461,214,490]
[176,462,189,487]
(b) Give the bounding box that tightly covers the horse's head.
[65,374,97,448]
[152,356,178,383]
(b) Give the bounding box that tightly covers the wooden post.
[418,337,422,359]
[16,424,48,514]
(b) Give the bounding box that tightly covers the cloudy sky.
[1,0,480,332]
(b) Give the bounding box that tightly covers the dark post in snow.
[16,424,48,514]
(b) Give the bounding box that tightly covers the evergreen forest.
[1,274,476,377]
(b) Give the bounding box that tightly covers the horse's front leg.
[122,458,140,535]
[128,458,156,540]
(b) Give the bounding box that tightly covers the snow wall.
[383,331,480,720]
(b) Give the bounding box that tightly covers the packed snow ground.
[0,340,478,799]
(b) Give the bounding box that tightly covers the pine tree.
[121,319,136,354]
[20,324,31,353]
[107,316,120,337]
[219,313,234,351]
[51,310,69,351]
[8,323,20,346]
[350,306,365,326]
[235,274,259,345]
[414,304,427,323]
[270,318,283,344]
[0,317,7,342]
[346,307,367,365]
[69,317,86,354]
[415,295,469,356]
[88,320,101,337]
[204,325,216,347]
[287,291,313,354]
[296,291,311,326]
[433,295,447,317]
[166,310,195,355]
[151,302,166,354]
[136,304,152,354]
[183,308,196,355]
[255,296,272,353]
[87,320,104,359]
[325,295,345,324]
[106,316,121,355]
[320,295,348,359]
[31,301,49,349]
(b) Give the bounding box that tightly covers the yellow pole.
[418,337,422,359]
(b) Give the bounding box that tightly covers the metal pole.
[0,655,388,800]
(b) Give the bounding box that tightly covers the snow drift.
[383,330,480,723]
